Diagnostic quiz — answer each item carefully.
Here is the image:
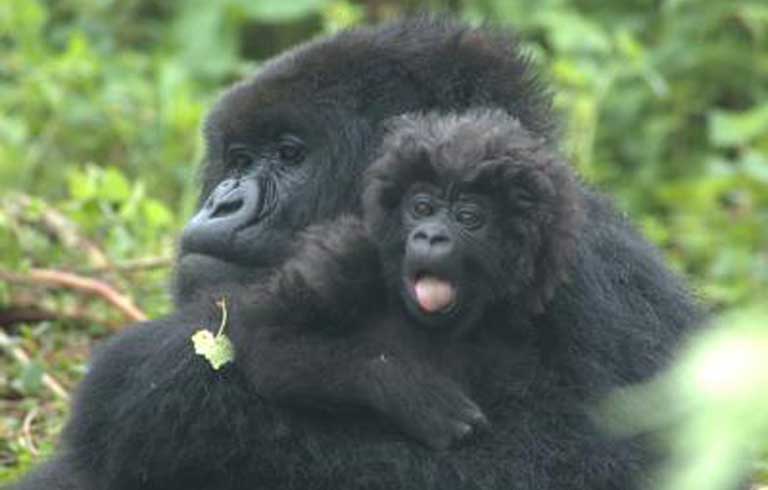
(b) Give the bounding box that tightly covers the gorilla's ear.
[362,154,404,216]
[362,129,437,230]
[519,157,584,314]
[485,154,583,314]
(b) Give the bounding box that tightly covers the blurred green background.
[0,0,766,488]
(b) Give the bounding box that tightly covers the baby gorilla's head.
[363,110,583,333]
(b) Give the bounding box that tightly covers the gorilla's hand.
[254,216,384,329]
[231,312,488,450]
[364,354,489,450]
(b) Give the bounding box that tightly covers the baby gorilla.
[230,109,582,450]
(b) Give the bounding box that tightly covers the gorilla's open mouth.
[403,273,459,325]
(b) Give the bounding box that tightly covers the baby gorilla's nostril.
[429,233,449,246]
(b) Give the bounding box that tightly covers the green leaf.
[173,1,238,78]
[709,105,768,147]
[142,199,174,228]
[99,167,132,202]
[67,169,96,201]
[234,0,327,22]
[19,362,44,394]
[191,299,234,370]
[191,330,234,370]
[536,10,611,55]
[739,150,768,184]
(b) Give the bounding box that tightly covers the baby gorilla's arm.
[232,323,487,449]
[229,216,487,449]
[251,216,385,329]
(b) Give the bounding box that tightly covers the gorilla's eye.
[412,197,434,218]
[277,135,306,164]
[228,147,255,169]
[455,209,483,229]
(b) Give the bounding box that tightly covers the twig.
[0,306,61,326]
[85,256,173,274]
[0,268,147,323]
[0,332,70,401]
[20,408,40,456]
[0,303,122,329]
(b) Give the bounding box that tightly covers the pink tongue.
[414,277,456,313]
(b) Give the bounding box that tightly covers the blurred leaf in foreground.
[600,308,768,490]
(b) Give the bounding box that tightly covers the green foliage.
[0,0,205,210]
[601,308,768,490]
[0,0,766,485]
[1,165,175,273]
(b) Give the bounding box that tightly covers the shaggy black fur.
[231,110,581,451]
[12,16,702,490]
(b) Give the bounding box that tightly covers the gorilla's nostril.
[430,234,449,246]
[210,198,244,219]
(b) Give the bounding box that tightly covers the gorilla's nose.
[182,177,266,254]
[205,179,244,219]
[409,222,453,259]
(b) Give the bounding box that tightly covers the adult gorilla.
[13,16,702,490]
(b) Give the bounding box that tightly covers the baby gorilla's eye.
[277,135,306,164]
[412,198,434,218]
[455,209,483,229]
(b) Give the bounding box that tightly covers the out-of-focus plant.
[0,164,177,321]
[1,0,766,483]
[0,0,205,214]
[601,308,768,490]
[0,166,177,480]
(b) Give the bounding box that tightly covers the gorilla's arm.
[228,217,486,449]
[238,217,386,330]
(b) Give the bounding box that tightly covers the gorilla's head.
[176,16,555,303]
[362,110,582,334]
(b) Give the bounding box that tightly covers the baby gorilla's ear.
[362,141,435,246]
[511,154,584,313]
[362,162,400,216]
[484,148,583,314]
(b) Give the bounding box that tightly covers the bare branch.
[0,268,147,323]
[0,303,122,329]
[85,256,173,274]
[20,408,40,456]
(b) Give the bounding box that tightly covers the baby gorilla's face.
[397,183,501,331]
[364,109,583,333]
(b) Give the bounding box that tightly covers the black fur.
[231,110,581,451]
[12,16,703,490]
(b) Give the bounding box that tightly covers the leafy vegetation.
[1,0,766,487]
